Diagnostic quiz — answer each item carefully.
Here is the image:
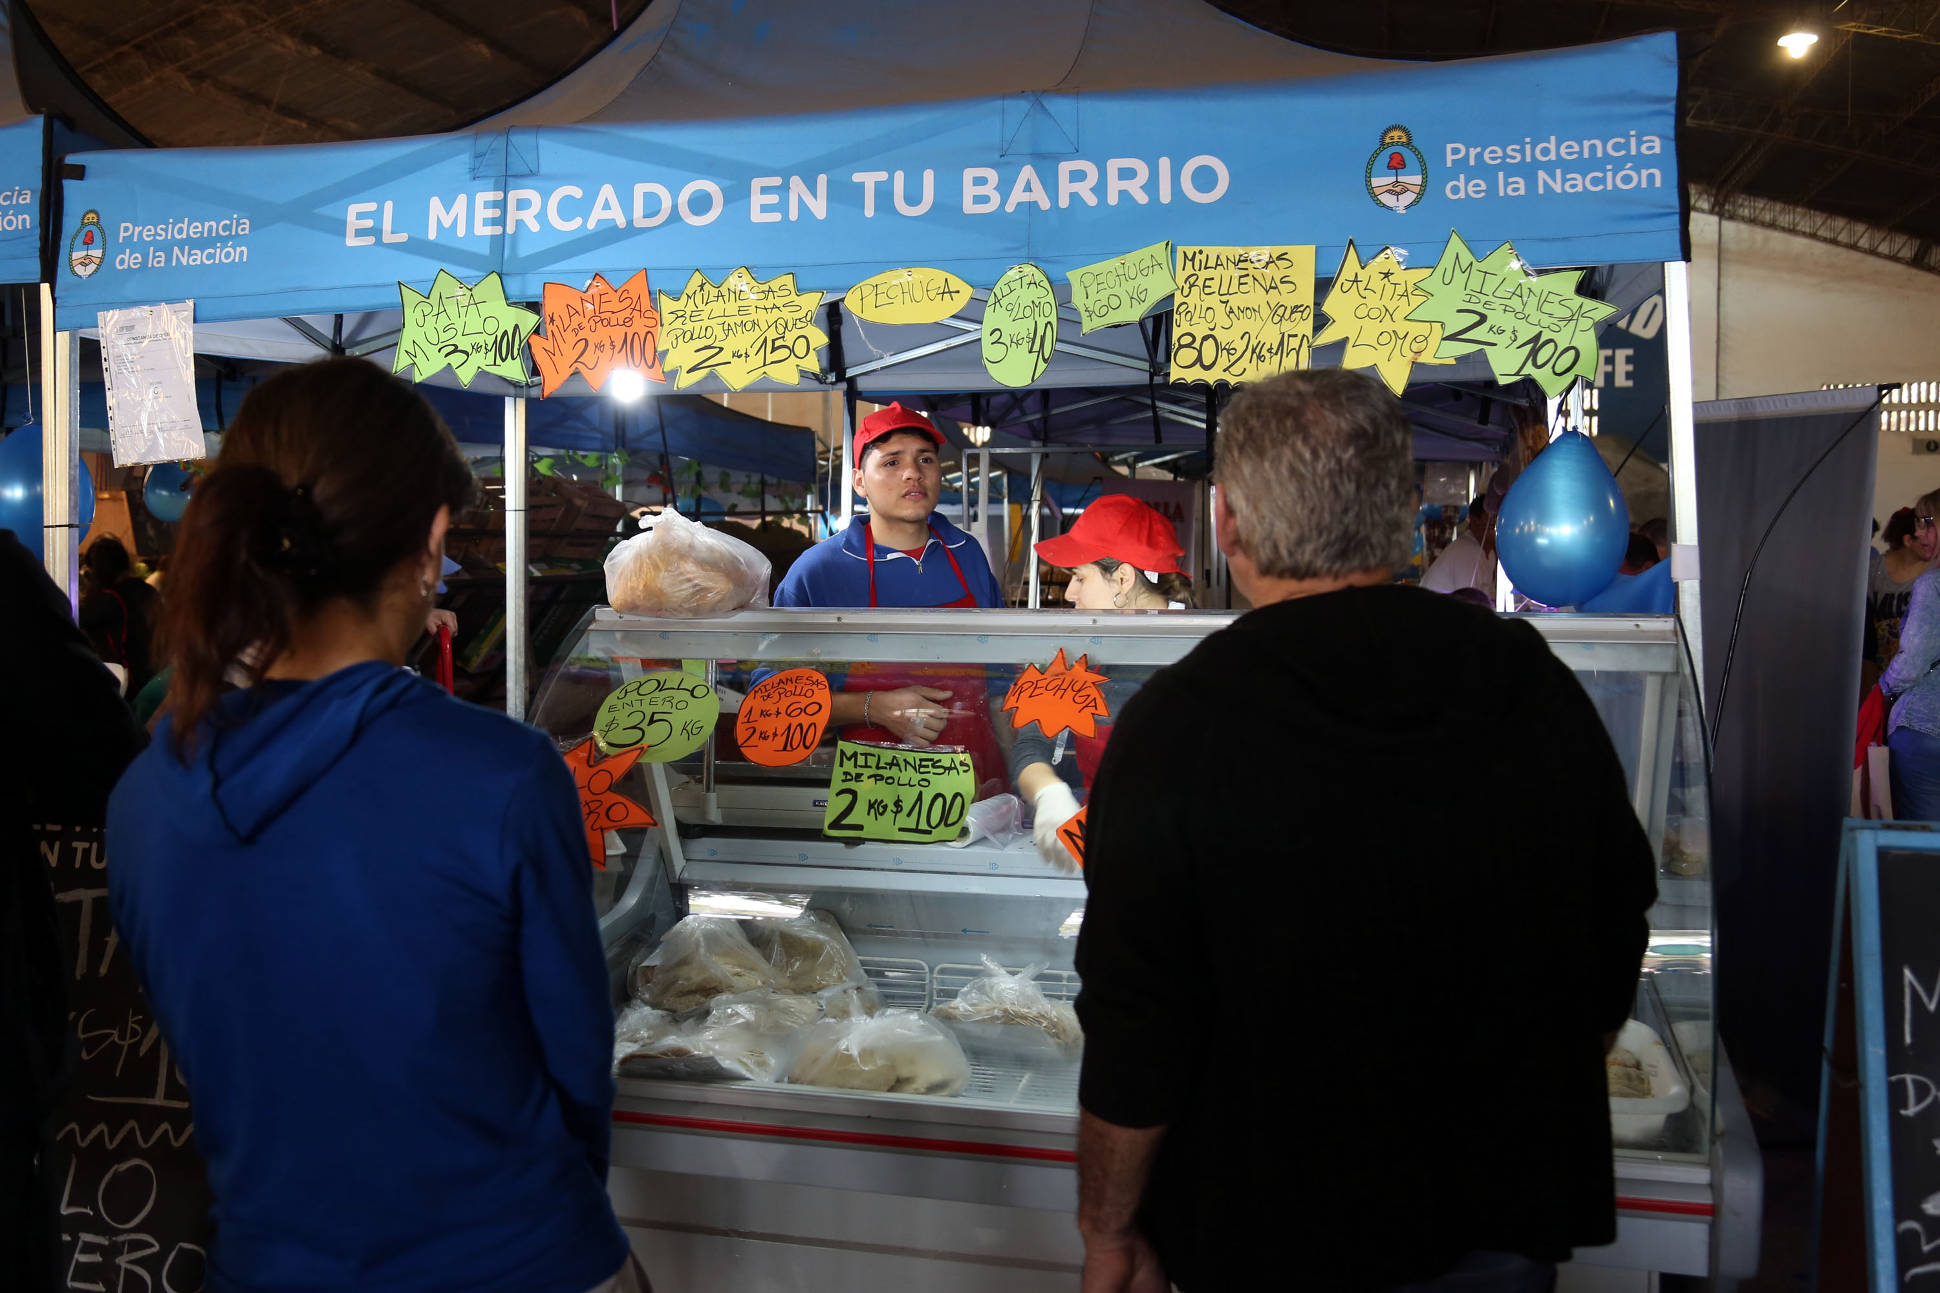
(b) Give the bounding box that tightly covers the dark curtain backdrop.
[1697,388,1880,1115]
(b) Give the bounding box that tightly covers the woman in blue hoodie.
[106,359,638,1293]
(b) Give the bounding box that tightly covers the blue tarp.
[0,116,42,284]
[417,386,818,482]
[52,32,1682,329]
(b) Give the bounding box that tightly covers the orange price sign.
[1057,805,1087,870]
[562,738,657,869]
[1003,648,1110,739]
[735,668,832,767]
[527,270,666,397]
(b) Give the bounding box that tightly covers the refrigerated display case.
[530,608,1757,1292]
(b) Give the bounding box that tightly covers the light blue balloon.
[144,461,195,523]
[1496,430,1630,608]
[0,425,96,562]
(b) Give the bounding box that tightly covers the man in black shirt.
[1073,370,1657,1293]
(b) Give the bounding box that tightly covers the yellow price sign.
[843,267,973,325]
[822,741,975,845]
[594,671,719,761]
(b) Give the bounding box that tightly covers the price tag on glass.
[823,740,975,845]
[594,671,719,762]
[735,668,832,767]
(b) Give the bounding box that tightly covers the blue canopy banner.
[54,34,1680,330]
[0,116,43,283]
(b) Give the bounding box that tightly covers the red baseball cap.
[854,402,943,467]
[1035,494,1185,574]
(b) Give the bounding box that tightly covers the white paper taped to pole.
[98,301,205,467]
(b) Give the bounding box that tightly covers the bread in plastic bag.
[703,988,822,1036]
[746,909,866,994]
[932,956,1083,1059]
[612,996,797,1083]
[787,1009,969,1096]
[815,982,883,1021]
[604,507,771,618]
[639,916,777,1013]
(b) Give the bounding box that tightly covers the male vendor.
[775,403,1005,789]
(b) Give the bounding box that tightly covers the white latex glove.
[1031,781,1083,873]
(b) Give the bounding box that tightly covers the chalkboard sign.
[39,823,213,1293]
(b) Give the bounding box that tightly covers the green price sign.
[594,671,719,762]
[823,740,975,845]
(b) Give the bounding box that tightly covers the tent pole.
[977,447,991,572]
[1663,259,1705,705]
[504,395,529,721]
[838,379,858,531]
[41,307,79,609]
[1027,453,1043,608]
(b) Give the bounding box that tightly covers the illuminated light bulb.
[609,369,647,403]
[1777,31,1819,58]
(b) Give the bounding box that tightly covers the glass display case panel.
[531,609,1715,1139]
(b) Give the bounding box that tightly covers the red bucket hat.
[1035,493,1185,574]
[854,402,943,467]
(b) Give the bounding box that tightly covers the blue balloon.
[144,462,194,523]
[1495,430,1630,608]
[0,425,96,562]
[1579,559,1675,614]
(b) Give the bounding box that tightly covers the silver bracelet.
[863,691,874,726]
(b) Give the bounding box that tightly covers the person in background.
[774,402,1007,793]
[0,529,147,1292]
[1073,370,1654,1292]
[1419,493,1496,600]
[1637,517,1669,564]
[78,535,160,699]
[1873,506,1935,668]
[1010,494,1193,869]
[1619,532,1659,576]
[1883,490,1940,820]
[105,359,641,1293]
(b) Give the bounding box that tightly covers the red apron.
[847,524,1003,797]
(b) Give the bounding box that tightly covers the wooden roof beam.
[34,7,349,139]
[391,0,554,79]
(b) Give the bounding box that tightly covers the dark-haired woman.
[106,359,637,1293]
[79,535,159,697]
[1014,494,1194,869]
[1874,505,1937,667]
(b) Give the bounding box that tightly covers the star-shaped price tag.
[561,738,656,869]
[394,270,541,387]
[1313,241,1451,395]
[1003,648,1111,740]
[1409,233,1618,397]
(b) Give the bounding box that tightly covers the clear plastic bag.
[815,981,883,1021]
[604,507,771,618]
[703,988,822,1036]
[946,793,1023,849]
[932,956,1083,1059]
[746,909,866,994]
[787,1009,970,1096]
[636,915,777,1013]
[612,988,815,1083]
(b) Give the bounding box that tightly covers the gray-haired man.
[1073,369,1656,1293]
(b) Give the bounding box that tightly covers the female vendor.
[1012,493,1193,867]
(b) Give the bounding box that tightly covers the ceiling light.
[964,423,993,447]
[1777,30,1820,58]
[609,369,648,403]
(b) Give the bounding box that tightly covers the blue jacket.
[106,663,626,1293]
[775,512,1003,608]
